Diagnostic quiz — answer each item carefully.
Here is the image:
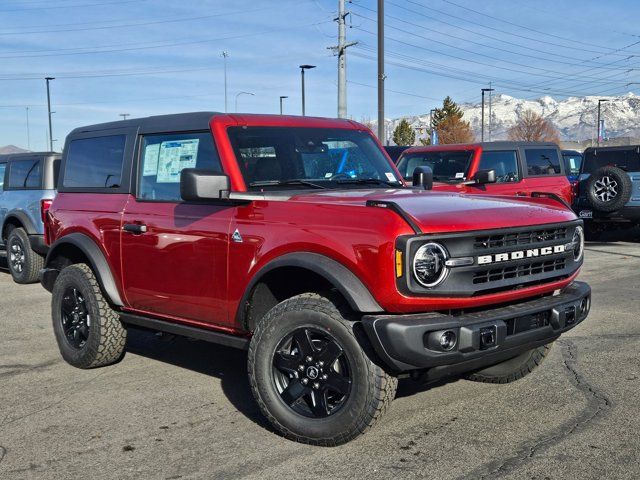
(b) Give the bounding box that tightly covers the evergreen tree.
[432,96,464,127]
[392,119,416,146]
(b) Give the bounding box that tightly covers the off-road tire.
[6,227,44,284]
[51,263,127,369]
[248,293,397,446]
[463,343,552,384]
[585,166,632,213]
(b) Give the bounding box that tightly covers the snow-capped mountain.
[383,93,640,143]
[0,145,28,154]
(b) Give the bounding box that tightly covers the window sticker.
[143,143,160,176]
[385,172,396,182]
[156,139,199,183]
[455,172,464,179]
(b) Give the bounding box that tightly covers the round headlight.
[572,226,584,262]
[413,242,448,288]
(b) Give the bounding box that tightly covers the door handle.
[122,223,147,234]
[515,191,528,197]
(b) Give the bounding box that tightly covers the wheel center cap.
[306,366,319,380]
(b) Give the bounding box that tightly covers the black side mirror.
[473,169,497,185]
[180,169,230,201]
[412,166,433,190]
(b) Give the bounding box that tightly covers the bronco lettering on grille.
[477,245,566,265]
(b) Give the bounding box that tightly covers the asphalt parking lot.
[1,232,639,480]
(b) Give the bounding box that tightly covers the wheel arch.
[237,252,383,332]
[43,233,124,306]
[2,210,37,240]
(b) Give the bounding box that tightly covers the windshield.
[583,149,640,173]
[227,127,402,190]
[396,150,473,183]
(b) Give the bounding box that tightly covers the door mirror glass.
[180,169,230,201]
[474,169,497,185]
[412,166,433,190]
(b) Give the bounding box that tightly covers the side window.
[478,150,520,183]
[8,159,42,189]
[64,135,125,189]
[524,148,561,176]
[0,163,6,190]
[138,132,221,201]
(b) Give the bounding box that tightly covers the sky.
[1,0,640,151]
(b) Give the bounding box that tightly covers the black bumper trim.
[362,281,591,373]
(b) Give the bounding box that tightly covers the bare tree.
[436,116,475,144]
[508,109,560,144]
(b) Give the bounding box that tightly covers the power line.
[0,0,147,12]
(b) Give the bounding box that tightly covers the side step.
[120,312,250,350]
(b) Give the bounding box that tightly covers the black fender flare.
[44,233,124,306]
[236,252,383,326]
[2,210,38,239]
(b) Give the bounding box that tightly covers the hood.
[286,189,577,233]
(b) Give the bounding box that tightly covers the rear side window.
[0,163,6,190]
[478,150,520,183]
[64,135,126,189]
[8,159,42,189]
[583,149,640,172]
[138,132,221,201]
[524,148,561,176]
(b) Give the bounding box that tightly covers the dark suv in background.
[574,145,640,237]
[0,152,60,283]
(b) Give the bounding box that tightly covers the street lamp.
[597,99,609,146]
[222,51,229,113]
[481,87,494,142]
[120,113,130,120]
[279,95,288,115]
[235,91,254,112]
[45,77,55,152]
[299,65,316,116]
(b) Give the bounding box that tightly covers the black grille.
[474,227,568,250]
[473,258,566,285]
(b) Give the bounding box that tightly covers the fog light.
[439,331,457,351]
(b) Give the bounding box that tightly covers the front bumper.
[362,281,591,377]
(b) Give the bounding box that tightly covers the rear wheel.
[463,343,552,384]
[6,227,43,284]
[585,166,632,213]
[248,293,397,446]
[51,263,127,369]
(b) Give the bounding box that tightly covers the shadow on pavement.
[586,225,640,244]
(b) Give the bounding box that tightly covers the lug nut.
[318,361,324,367]
[298,365,305,371]
[301,378,309,385]
[306,356,313,363]
[321,374,328,380]
[313,382,320,389]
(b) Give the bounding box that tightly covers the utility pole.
[481,87,494,142]
[377,0,385,143]
[299,65,316,116]
[119,113,130,120]
[25,107,30,150]
[329,0,357,118]
[279,95,288,115]
[222,51,229,113]
[597,99,609,146]
[45,77,55,152]
[488,81,493,141]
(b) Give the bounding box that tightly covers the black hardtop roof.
[479,141,559,150]
[562,149,582,155]
[583,145,640,154]
[69,111,221,136]
[0,151,60,161]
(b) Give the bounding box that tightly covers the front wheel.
[464,343,552,384]
[248,293,397,446]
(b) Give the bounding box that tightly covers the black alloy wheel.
[60,287,91,349]
[272,327,352,418]
[8,236,25,275]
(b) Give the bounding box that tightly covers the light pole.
[279,95,288,115]
[235,91,254,112]
[377,0,385,142]
[45,77,55,152]
[222,51,229,113]
[120,113,130,120]
[597,99,609,146]
[481,87,494,142]
[299,65,316,116]
[25,107,30,150]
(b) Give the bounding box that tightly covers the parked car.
[396,142,573,204]
[562,149,583,183]
[384,145,410,163]
[0,152,60,283]
[41,113,590,446]
[573,145,640,237]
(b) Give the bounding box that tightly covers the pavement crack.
[0,446,6,465]
[458,339,611,480]
[0,359,61,379]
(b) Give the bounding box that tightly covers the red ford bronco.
[41,113,590,446]
[395,142,574,205]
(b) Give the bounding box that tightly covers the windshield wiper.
[249,179,326,189]
[336,178,399,187]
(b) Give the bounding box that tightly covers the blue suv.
[574,145,640,238]
[0,152,60,283]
